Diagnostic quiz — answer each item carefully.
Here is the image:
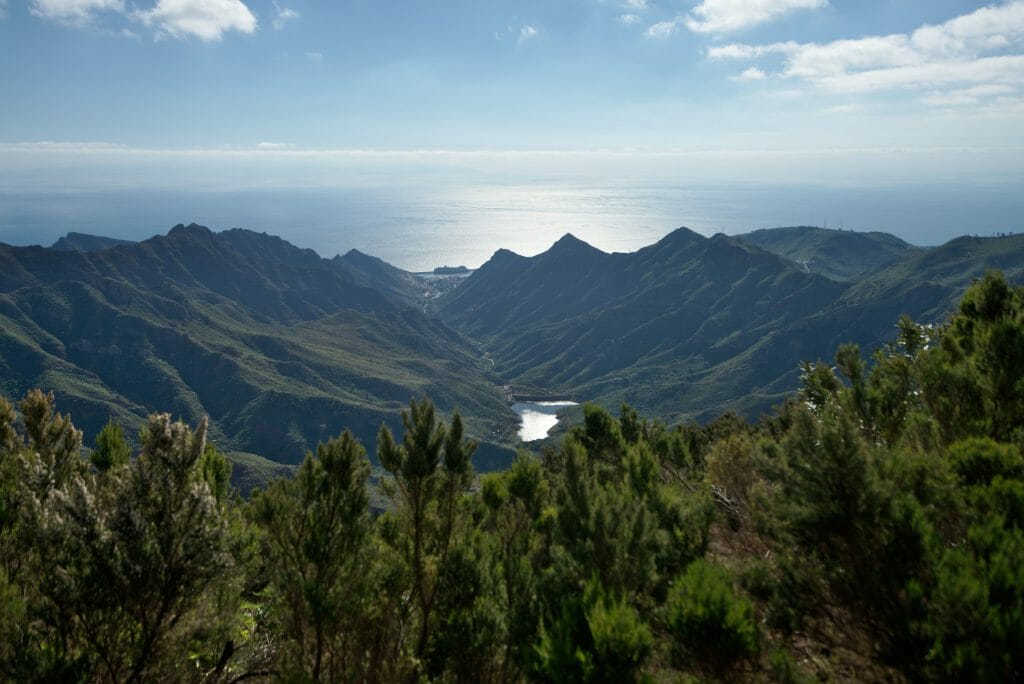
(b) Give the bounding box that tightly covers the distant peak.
[168,223,213,236]
[553,232,586,247]
[655,226,705,245]
[50,232,135,252]
[546,233,604,257]
[342,248,379,263]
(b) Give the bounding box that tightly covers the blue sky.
[1,1,1023,191]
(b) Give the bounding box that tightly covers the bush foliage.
[0,272,1022,681]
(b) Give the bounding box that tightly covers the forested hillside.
[1,273,1021,681]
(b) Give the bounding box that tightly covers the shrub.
[665,559,759,675]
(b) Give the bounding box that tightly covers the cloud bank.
[711,0,1024,107]
[134,0,257,41]
[29,0,258,40]
[30,0,124,24]
[686,0,827,34]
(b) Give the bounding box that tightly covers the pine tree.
[252,430,377,681]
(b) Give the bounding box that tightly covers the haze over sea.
[4,0,1024,271]
[2,178,1021,272]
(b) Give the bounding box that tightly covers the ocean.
[1,181,1020,272]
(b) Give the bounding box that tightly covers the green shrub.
[534,578,652,683]
[924,518,1024,682]
[665,559,759,675]
[587,591,653,683]
[949,437,1024,488]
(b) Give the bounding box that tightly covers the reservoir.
[511,401,579,442]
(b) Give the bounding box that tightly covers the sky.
[1,0,1023,254]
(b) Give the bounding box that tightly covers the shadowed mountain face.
[0,224,514,470]
[333,248,427,311]
[437,227,1024,424]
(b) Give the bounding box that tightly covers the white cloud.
[686,0,827,34]
[811,55,1024,94]
[646,19,680,39]
[519,24,538,41]
[624,0,648,9]
[734,66,767,80]
[135,0,257,41]
[305,51,323,62]
[784,35,921,81]
[822,103,860,114]
[715,0,1024,106]
[272,2,298,30]
[707,41,799,60]
[618,13,641,25]
[30,0,124,24]
[256,142,294,149]
[923,84,1015,106]
[911,1,1024,57]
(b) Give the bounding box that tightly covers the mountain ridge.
[0,225,516,474]
[734,225,921,281]
[5,222,1023,471]
[51,232,136,252]
[437,226,1024,423]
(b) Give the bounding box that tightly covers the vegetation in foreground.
[0,272,1022,682]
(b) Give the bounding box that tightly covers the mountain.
[7,221,1023,471]
[0,224,515,470]
[735,225,919,281]
[438,228,847,422]
[796,232,1024,348]
[437,227,1024,423]
[50,232,136,252]
[333,248,426,310]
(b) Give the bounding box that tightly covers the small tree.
[534,578,652,683]
[253,430,376,682]
[31,413,245,681]
[91,419,131,472]
[377,399,479,677]
[665,559,759,676]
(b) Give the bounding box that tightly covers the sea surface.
[512,401,580,442]
[1,181,1021,271]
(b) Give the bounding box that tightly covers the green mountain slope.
[438,227,1024,424]
[0,225,515,468]
[735,225,920,281]
[779,232,1024,355]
